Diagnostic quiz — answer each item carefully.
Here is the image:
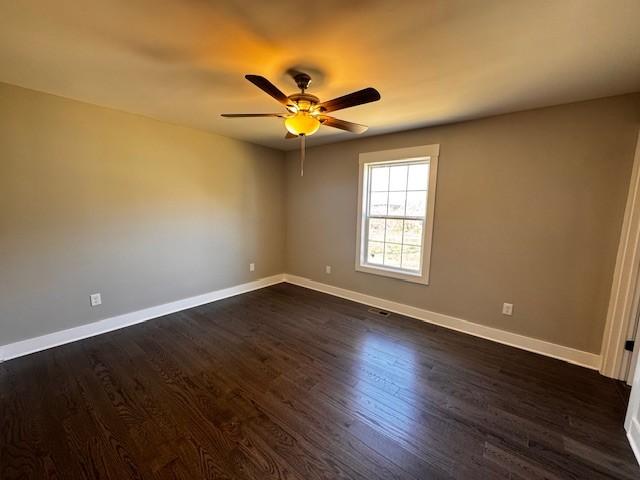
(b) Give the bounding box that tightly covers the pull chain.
[300,134,305,177]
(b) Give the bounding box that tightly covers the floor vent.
[367,308,390,316]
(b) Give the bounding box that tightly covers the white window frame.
[355,144,439,285]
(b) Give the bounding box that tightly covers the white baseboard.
[283,274,601,370]
[629,418,640,466]
[0,274,285,362]
[0,272,602,371]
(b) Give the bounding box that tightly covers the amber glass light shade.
[285,113,320,136]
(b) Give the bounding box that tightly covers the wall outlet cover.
[90,293,102,307]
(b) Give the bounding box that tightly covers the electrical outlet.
[249,263,255,272]
[502,303,513,316]
[90,293,102,307]
[325,265,332,274]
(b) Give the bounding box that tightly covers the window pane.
[388,192,406,216]
[368,218,385,242]
[361,156,434,278]
[384,243,402,268]
[402,245,421,271]
[407,163,429,190]
[367,241,384,265]
[385,219,403,243]
[370,166,389,191]
[370,192,388,215]
[406,191,426,217]
[389,165,408,191]
[404,220,423,246]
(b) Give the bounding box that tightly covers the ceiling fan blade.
[285,132,298,139]
[317,87,380,113]
[221,113,286,117]
[319,116,368,134]
[245,75,290,106]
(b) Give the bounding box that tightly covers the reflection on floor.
[1,282,638,479]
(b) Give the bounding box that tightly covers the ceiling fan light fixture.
[285,113,320,136]
[222,73,380,177]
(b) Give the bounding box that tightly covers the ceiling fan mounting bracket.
[292,72,312,92]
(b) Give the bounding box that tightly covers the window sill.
[355,263,429,285]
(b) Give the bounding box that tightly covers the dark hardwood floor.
[1,283,639,479]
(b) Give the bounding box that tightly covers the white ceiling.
[1,0,639,150]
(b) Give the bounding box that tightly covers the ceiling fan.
[221,72,381,175]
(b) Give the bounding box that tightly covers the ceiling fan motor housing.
[287,93,320,113]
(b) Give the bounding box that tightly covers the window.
[356,145,439,284]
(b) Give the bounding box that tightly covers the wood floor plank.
[1,282,638,479]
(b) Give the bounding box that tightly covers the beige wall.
[0,82,285,345]
[285,94,640,353]
[2,82,638,355]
